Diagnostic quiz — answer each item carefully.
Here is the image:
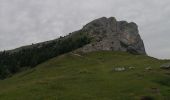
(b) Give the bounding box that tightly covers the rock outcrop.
[160,63,170,69]
[76,17,146,55]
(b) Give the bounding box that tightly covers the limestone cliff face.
[76,17,146,55]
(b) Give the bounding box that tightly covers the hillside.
[0,17,146,79]
[0,51,170,100]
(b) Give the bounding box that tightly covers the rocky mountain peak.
[76,17,146,55]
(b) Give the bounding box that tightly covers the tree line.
[0,32,91,79]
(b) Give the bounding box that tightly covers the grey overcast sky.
[0,0,170,59]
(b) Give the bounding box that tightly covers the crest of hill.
[0,17,146,79]
[4,17,146,55]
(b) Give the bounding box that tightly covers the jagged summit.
[76,17,146,55]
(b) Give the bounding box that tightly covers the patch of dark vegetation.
[165,73,170,76]
[127,46,140,55]
[135,73,144,78]
[120,41,129,48]
[0,31,91,79]
[150,87,160,94]
[154,76,170,87]
[140,96,154,100]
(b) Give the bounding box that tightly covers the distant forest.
[0,31,91,79]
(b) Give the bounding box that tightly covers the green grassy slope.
[0,51,170,100]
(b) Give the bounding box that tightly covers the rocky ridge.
[1,17,146,55]
[75,17,146,55]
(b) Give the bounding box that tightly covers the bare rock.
[113,67,126,72]
[160,63,170,69]
[145,67,152,70]
[76,17,146,55]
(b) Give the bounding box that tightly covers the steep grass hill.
[0,51,169,100]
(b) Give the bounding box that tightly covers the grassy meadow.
[0,51,170,100]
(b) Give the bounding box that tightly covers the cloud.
[0,0,170,59]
